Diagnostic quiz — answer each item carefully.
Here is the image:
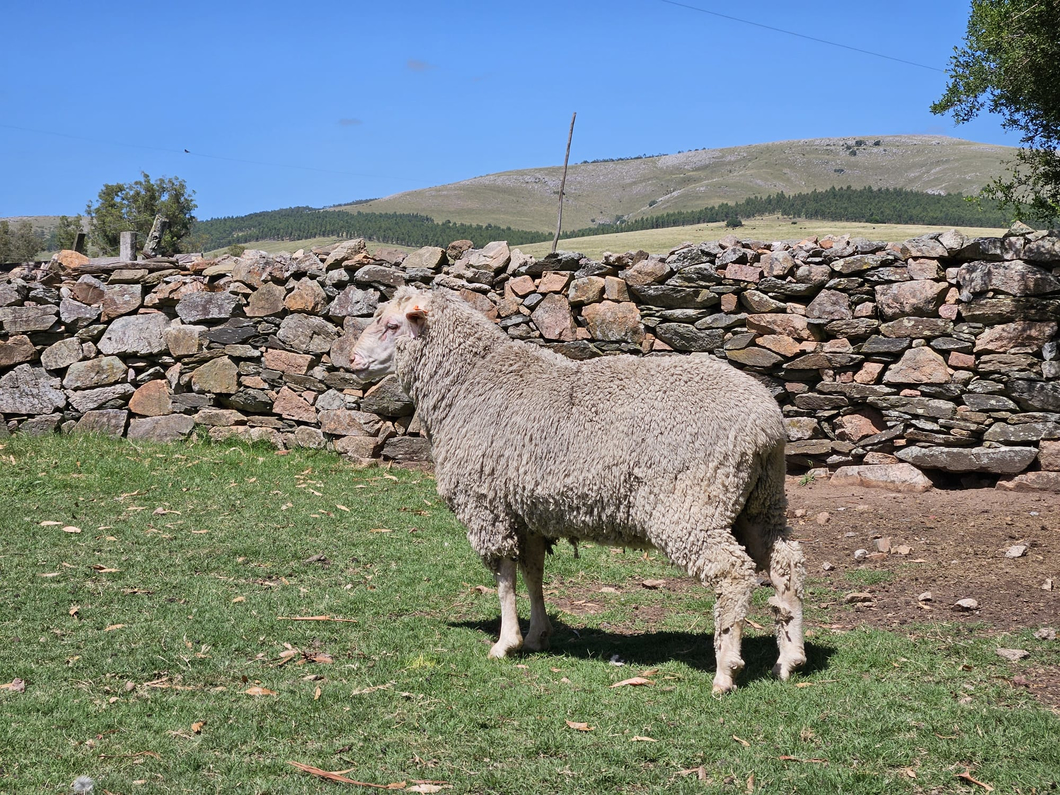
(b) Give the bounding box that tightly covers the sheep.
[350,286,805,693]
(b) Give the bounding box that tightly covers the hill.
[331,135,1014,231]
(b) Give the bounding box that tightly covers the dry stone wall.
[2,228,1059,490]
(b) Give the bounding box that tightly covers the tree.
[931,0,1060,223]
[85,172,197,256]
[50,215,84,251]
[0,219,44,263]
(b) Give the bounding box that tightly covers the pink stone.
[506,275,535,298]
[724,262,762,282]
[883,347,951,384]
[273,386,317,423]
[831,463,933,493]
[538,271,573,294]
[128,379,172,417]
[263,349,313,375]
[854,362,885,384]
[948,351,975,369]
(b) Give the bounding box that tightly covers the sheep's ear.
[406,305,428,338]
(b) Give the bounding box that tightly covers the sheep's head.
[349,287,430,382]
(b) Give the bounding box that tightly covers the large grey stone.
[983,422,1060,443]
[654,324,723,352]
[66,383,135,413]
[380,435,431,462]
[277,314,340,354]
[1007,380,1060,412]
[102,283,143,321]
[628,285,718,309]
[0,305,58,333]
[73,409,128,437]
[245,283,287,318]
[63,356,127,390]
[127,414,196,443]
[959,297,1060,324]
[882,347,951,385]
[39,338,83,372]
[805,289,852,320]
[59,298,101,327]
[874,280,947,320]
[0,365,66,414]
[328,286,379,318]
[897,445,1038,474]
[360,376,414,417]
[98,313,169,355]
[176,292,240,323]
[402,246,447,272]
[318,409,385,436]
[957,260,1060,299]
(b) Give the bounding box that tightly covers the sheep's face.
[349,291,429,382]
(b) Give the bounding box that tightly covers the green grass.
[1,435,1057,794]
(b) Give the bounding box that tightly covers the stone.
[654,324,723,352]
[948,351,975,369]
[953,598,979,612]
[277,314,340,354]
[794,393,848,410]
[995,471,1060,492]
[73,409,128,437]
[603,277,629,302]
[963,393,1017,412]
[318,409,385,436]
[262,349,312,375]
[191,356,239,394]
[101,284,142,321]
[882,347,951,385]
[867,396,956,419]
[0,335,36,367]
[458,289,497,319]
[273,387,317,423]
[467,241,511,274]
[805,289,852,320]
[1023,234,1060,262]
[961,297,1060,324]
[830,463,933,493]
[854,362,885,384]
[568,276,605,305]
[209,425,285,449]
[63,356,126,390]
[354,265,406,290]
[98,313,169,356]
[907,259,941,280]
[327,286,378,318]
[755,334,801,357]
[128,379,172,416]
[830,253,894,275]
[581,301,644,344]
[381,435,431,462]
[538,271,573,293]
[978,353,1040,375]
[163,323,207,358]
[833,410,886,442]
[507,275,536,298]
[531,293,575,341]
[745,313,818,341]
[784,417,820,441]
[628,285,717,309]
[878,317,953,338]
[725,347,783,368]
[900,236,948,259]
[620,258,672,287]
[323,239,369,269]
[284,278,328,313]
[0,305,58,333]
[957,260,1060,298]
[176,292,240,323]
[19,413,62,435]
[67,383,135,413]
[874,280,947,320]
[1038,440,1060,471]
[39,338,82,371]
[1008,380,1060,412]
[245,283,287,317]
[0,365,66,414]
[723,262,761,282]
[896,445,1038,474]
[974,321,1058,354]
[191,408,244,426]
[360,375,414,417]
[983,421,1060,443]
[59,298,101,327]
[333,435,385,459]
[403,246,447,271]
[127,414,195,443]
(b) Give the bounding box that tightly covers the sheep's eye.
[385,320,401,330]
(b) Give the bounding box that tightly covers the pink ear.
[406,306,428,338]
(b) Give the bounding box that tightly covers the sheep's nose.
[350,353,366,373]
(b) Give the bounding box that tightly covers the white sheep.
[351,287,805,692]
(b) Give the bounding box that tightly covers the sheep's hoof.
[772,654,807,681]
[488,639,522,659]
[711,676,737,695]
[523,631,552,653]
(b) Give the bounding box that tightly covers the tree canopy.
[932,0,1060,223]
[0,219,44,263]
[85,172,197,256]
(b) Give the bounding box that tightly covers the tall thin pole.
[551,112,577,254]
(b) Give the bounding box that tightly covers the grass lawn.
[1,435,1056,794]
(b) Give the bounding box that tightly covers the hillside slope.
[334,135,1013,232]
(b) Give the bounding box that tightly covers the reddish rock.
[568,276,605,306]
[603,277,629,302]
[974,321,1058,354]
[883,347,951,384]
[1038,440,1060,471]
[834,409,886,442]
[854,361,885,384]
[531,293,576,341]
[101,284,143,321]
[246,283,287,317]
[128,379,172,416]
[756,334,802,357]
[948,351,976,369]
[263,349,313,375]
[53,249,90,269]
[620,258,671,287]
[723,262,762,282]
[995,471,1060,493]
[273,386,317,423]
[506,275,536,298]
[284,278,328,313]
[580,300,643,343]
[720,293,739,313]
[874,280,948,320]
[538,271,573,294]
[745,313,818,341]
[806,289,852,320]
[0,335,35,367]
[458,289,498,320]
[906,258,941,280]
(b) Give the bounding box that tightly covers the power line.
[0,123,421,182]
[658,0,946,73]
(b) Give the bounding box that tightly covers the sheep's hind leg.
[711,568,756,694]
[488,557,523,659]
[766,536,806,680]
[520,534,552,652]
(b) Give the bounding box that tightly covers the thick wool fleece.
[394,289,789,571]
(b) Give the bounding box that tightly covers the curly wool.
[395,289,788,571]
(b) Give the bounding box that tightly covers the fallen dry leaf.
[191,721,205,734]
[745,619,765,629]
[90,564,120,573]
[245,686,278,696]
[351,682,394,696]
[232,596,246,603]
[62,525,82,534]
[956,770,994,792]
[732,735,751,747]
[336,504,350,512]
[630,736,656,742]
[288,761,405,789]
[565,720,594,732]
[104,624,126,632]
[778,756,827,764]
[0,678,26,693]
[370,527,392,533]
[611,677,652,688]
[69,605,80,617]
[40,520,63,526]
[406,785,450,794]
[277,615,358,623]
[314,686,322,701]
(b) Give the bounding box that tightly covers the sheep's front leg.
[767,537,806,680]
[488,558,523,658]
[520,534,552,652]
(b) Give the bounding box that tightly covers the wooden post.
[120,231,137,262]
[73,232,86,254]
[551,112,577,255]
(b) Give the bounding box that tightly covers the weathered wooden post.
[119,231,137,262]
[73,232,87,254]
[141,214,169,258]
[551,112,577,255]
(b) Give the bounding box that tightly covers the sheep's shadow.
[449,617,833,685]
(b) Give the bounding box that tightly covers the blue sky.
[0,0,1017,221]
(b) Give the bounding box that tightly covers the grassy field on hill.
[334,135,1013,232]
[1,434,1057,794]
